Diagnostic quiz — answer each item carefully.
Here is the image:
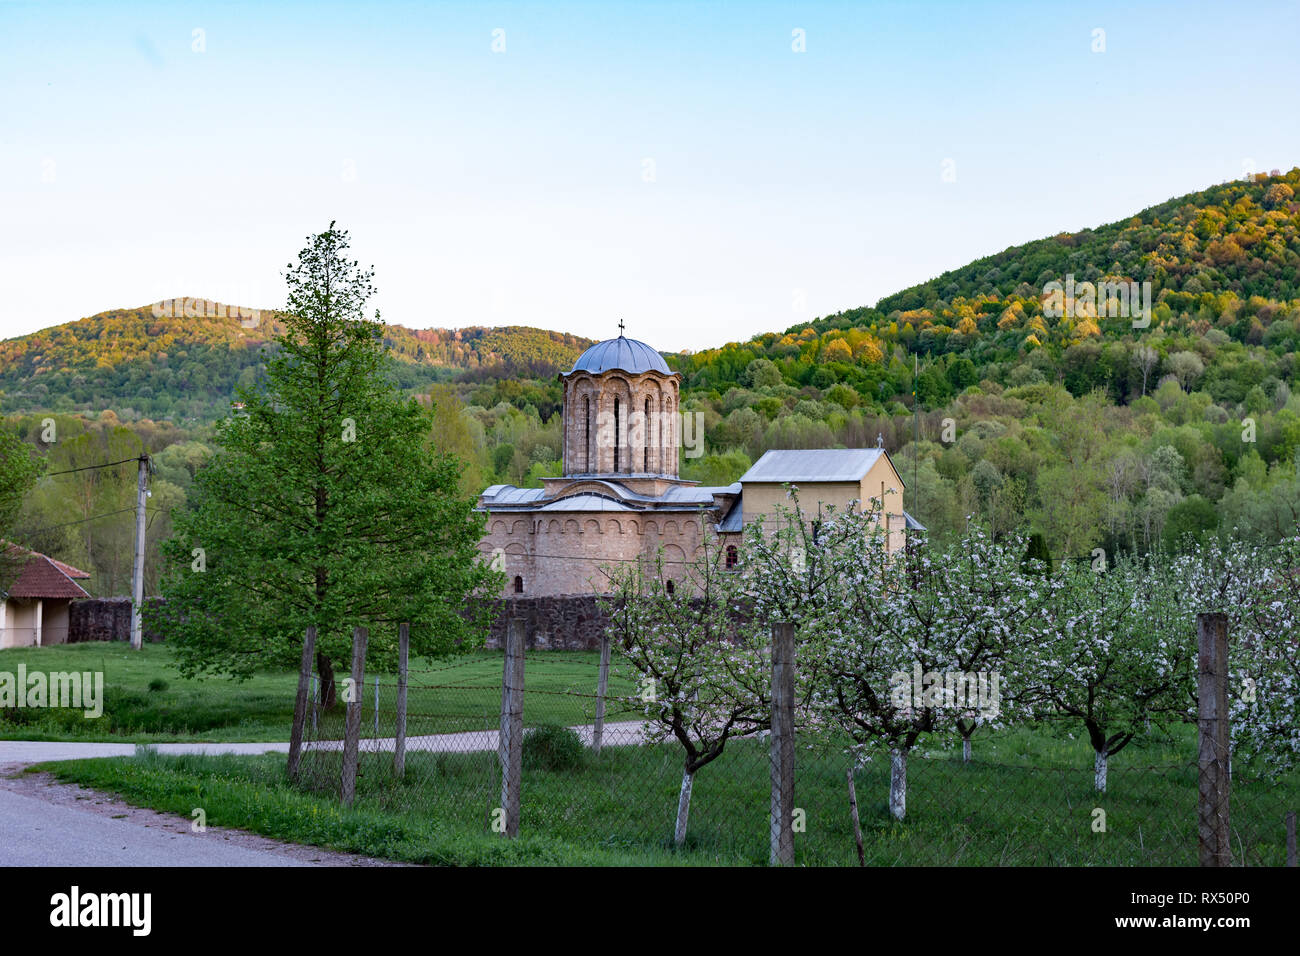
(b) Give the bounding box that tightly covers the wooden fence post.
[394,622,409,779]
[770,621,795,866]
[1197,612,1230,867]
[499,616,525,838]
[287,626,316,781]
[593,631,611,754]
[341,625,368,808]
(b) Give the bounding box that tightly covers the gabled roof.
[3,545,92,600]
[739,448,890,484]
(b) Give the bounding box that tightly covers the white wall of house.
[0,598,40,648]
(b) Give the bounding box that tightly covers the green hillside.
[0,301,591,422]
[3,169,1300,592]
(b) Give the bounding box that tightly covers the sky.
[2,0,1298,352]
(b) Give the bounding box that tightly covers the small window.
[725,545,738,570]
[513,575,524,594]
[666,580,675,595]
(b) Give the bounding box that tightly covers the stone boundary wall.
[68,598,166,644]
[67,596,611,651]
[484,595,610,651]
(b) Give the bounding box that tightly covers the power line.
[45,456,142,477]
[16,506,138,536]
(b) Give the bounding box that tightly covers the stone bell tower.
[559,328,683,482]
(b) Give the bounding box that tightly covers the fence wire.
[294,647,1300,866]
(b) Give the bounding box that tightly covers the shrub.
[148,678,169,693]
[521,723,585,773]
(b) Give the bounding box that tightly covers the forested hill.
[673,168,1300,395]
[876,170,1300,313]
[5,169,1300,591]
[0,302,592,421]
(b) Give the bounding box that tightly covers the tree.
[1132,344,1158,398]
[799,519,1039,819]
[150,224,501,722]
[1026,554,1195,791]
[0,426,45,587]
[1166,351,1205,391]
[602,531,768,846]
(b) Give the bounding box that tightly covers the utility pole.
[130,454,150,651]
[913,353,919,521]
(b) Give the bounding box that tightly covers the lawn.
[0,642,637,743]
[36,722,1300,866]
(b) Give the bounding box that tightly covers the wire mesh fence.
[293,626,1300,866]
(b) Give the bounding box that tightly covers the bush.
[148,678,169,693]
[522,723,585,773]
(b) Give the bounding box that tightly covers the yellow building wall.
[740,455,907,552]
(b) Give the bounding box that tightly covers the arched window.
[583,396,591,473]
[725,545,739,570]
[613,397,620,473]
[647,395,655,476]
[513,575,524,594]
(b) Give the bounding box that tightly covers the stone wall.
[66,595,609,651]
[485,595,611,651]
[68,598,166,644]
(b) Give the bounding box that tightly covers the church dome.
[566,334,672,376]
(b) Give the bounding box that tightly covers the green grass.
[0,642,636,743]
[36,750,694,866]
[37,723,1300,866]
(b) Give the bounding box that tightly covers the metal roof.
[565,335,673,376]
[738,448,886,484]
[540,494,632,512]
[480,479,740,513]
[903,511,927,531]
[716,499,744,533]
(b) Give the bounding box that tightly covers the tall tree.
[0,426,45,587]
[151,224,501,713]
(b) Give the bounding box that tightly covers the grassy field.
[0,642,637,742]
[37,723,1300,866]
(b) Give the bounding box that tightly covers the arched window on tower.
[613,397,621,473]
[583,396,591,473]
[644,397,650,472]
[513,575,524,594]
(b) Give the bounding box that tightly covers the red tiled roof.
[3,546,92,600]
[47,556,91,579]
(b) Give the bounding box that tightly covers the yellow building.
[721,446,920,553]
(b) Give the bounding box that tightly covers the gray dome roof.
[566,335,672,376]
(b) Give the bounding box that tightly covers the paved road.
[0,720,650,764]
[0,783,316,867]
[0,721,650,867]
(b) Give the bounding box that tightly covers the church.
[477,330,919,597]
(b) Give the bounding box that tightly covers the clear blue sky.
[2,0,1297,351]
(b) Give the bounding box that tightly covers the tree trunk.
[1094,749,1108,792]
[673,769,694,847]
[317,652,337,710]
[889,750,907,821]
[846,764,865,866]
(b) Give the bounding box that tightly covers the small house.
[0,546,92,648]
